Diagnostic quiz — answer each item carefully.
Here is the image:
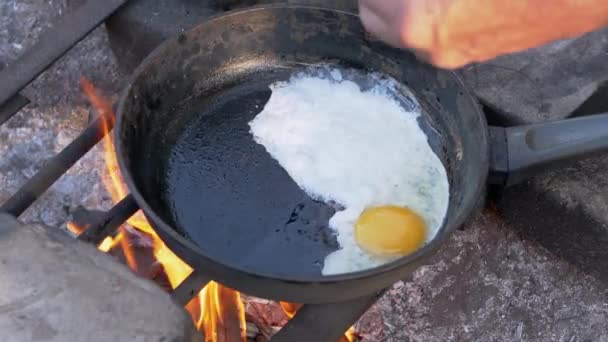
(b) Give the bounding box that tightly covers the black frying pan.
[114,5,608,303]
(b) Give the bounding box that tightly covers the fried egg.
[249,67,449,275]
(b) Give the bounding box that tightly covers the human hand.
[359,0,608,69]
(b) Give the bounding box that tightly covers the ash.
[1,1,607,341]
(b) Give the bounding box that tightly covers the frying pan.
[114,5,608,303]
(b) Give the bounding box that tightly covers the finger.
[359,0,407,48]
[359,0,440,51]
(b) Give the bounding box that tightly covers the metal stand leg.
[78,194,139,244]
[171,270,212,306]
[272,291,384,342]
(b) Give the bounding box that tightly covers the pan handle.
[488,112,608,186]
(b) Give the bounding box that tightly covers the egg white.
[249,67,449,275]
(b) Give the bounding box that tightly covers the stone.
[496,155,608,284]
[0,213,202,342]
[459,28,608,124]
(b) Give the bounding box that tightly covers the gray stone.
[0,214,202,342]
[460,28,608,124]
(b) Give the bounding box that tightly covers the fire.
[200,282,247,342]
[279,302,302,319]
[98,235,117,253]
[344,327,357,342]
[79,77,246,341]
[66,221,86,235]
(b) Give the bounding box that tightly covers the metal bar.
[0,93,30,126]
[171,270,212,306]
[0,113,113,216]
[272,291,384,342]
[0,0,129,115]
[78,194,139,244]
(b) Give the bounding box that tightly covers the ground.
[1,1,607,341]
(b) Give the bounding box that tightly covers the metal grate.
[0,1,380,341]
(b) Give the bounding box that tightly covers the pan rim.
[114,4,489,287]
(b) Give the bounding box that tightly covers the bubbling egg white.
[248,67,449,275]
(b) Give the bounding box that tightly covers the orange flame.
[119,229,139,272]
[279,302,302,319]
[200,282,247,342]
[98,235,118,253]
[79,77,246,341]
[66,221,86,235]
[344,327,357,342]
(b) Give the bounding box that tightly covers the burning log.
[245,322,261,340]
[69,205,106,233]
[200,282,246,342]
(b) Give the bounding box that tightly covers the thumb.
[359,0,462,67]
[359,0,439,49]
[358,0,407,48]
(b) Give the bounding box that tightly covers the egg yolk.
[355,206,427,256]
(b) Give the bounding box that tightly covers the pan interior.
[159,63,432,277]
[164,64,337,277]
